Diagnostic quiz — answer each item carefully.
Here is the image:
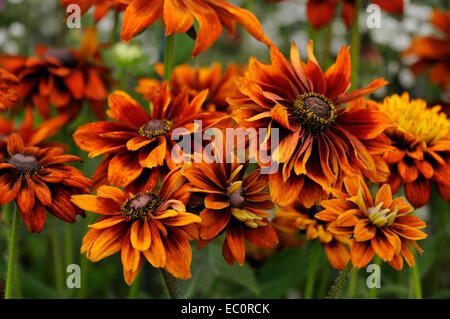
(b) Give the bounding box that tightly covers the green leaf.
[207,242,260,297]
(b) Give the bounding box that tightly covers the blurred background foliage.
[0,0,449,299]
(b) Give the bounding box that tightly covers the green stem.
[411,255,422,299]
[128,271,142,299]
[305,240,321,299]
[163,34,175,82]
[350,0,361,90]
[160,268,178,299]
[327,262,353,299]
[321,23,332,69]
[64,223,74,267]
[346,267,358,298]
[49,218,65,295]
[317,264,330,298]
[110,10,120,43]
[5,204,20,299]
[368,256,381,299]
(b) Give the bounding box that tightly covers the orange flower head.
[0,108,68,162]
[60,0,127,23]
[104,0,274,57]
[307,0,404,30]
[403,9,450,90]
[71,167,201,285]
[374,93,450,207]
[137,63,245,113]
[184,158,279,266]
[0,134,91,233]
[73,82,230,193]
[273,202,351,270]
[0,68,20,112]
[315,176,427,270]
[230,41,390,206]
[0,27,112,121]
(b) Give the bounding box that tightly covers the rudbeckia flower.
[230,41,389,206]
[403,9,450,90]
[60,0,127,23]
[306,0,404,29]
[315,176,427,270]
[273,202,351,270]
[137,63,245,112]
[0,27,112,121]
[375,93,450,208]
[0,68,20,112]
[0,107,68,162]
[184,158,279,265]
[0,134,91,233]
[108,0,274,56]
[71,167,201,285]
[73,82,229,193]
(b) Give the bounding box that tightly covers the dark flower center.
[138,119,172,139]
[308,205,326,224]
[229,186,245,209]
[8,153,41,175]
[121,192,162,220]
[42,48,77,67]
[293,93,337,133]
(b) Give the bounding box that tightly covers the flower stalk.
[5,204,20,299]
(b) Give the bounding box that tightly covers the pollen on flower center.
[138,119,172,139]
[293,93,337,133]
[42,48,77,67]
[8,153,41,175]
[121,192,162,220]
[367,202,398,227]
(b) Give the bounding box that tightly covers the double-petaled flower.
[230,41,390,207]
[0,68,19,112]
[0,27,112,121]
[184,156,278,265]
[71,167,201,285]
[374,93,450,207]
[0,134,91,233]
[403,9,450,90]
[73,82,229,193]
[315,176,427,270]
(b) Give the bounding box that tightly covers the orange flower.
[73,82,229,193]
[0,68,20,112]
[0,27,112,121]
[71,167,201,285]
[184,159,279,266]
[111,0,274,57]
[306,0,404,29]
[403,9,450,90]
[273,202,351,270]
[60,0,127,23]
[0,107,68,162]
[137,63,245,112]
[374,93,450,208]
[0,134,91,233]
[230,41,389,207]
[315,176,427,270]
